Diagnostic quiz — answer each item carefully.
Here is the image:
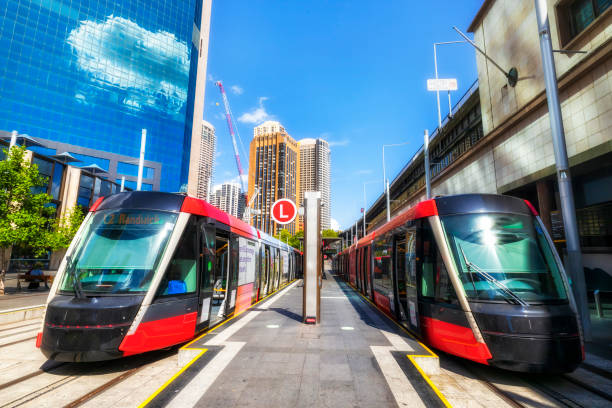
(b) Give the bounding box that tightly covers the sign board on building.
[271,198,297,224]
[427,78,458,91]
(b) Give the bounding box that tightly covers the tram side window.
[156,222,198,298]
[406,228,417,289]
[420,221,457,304]
[230,236,239,289]
[373,234,393,293]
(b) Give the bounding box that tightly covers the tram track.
[0,361,66,392]
[455,356,612,408]
[0,349,175,408]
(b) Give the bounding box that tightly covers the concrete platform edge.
[0,304,45,325]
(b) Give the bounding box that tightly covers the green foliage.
[46,206,86,251]
[0,146,52,258]
[321,229,339,238]
[0,147,85,264]
[274,228,301,249]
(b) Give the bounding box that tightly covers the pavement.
[140,273,515,408]
[0,274,48,311]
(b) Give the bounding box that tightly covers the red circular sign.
[271,198,297,224]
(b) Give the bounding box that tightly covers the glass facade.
[0,0,202,192]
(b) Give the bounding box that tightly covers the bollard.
[594,289,603,318]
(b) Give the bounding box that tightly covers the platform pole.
[535,0,590,340]
[303,191,321,324]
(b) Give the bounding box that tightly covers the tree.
[46,206,85,251]
[274,228,301,249]
[321,229,339,238]
[0,146,85,294]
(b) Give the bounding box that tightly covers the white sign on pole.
[427,78,458,91]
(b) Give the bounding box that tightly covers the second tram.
[336,194,583,373]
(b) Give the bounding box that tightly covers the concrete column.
[536,180,553,234]
[303,191,321,324]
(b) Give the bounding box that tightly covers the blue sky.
[203,0,484,230]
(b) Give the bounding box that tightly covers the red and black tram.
[336,194,583,373]
[37,191,301,362]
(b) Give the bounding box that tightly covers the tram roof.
[92,191,302,248]
[352,194,536,249]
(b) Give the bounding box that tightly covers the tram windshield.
[441,213,568,303]
[59,209,178,295]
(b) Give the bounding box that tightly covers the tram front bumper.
[483,332,582,373]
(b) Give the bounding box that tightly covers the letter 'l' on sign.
[271,198,297,224]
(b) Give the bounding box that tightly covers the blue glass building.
[0,0,208,192]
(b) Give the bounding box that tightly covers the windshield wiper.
[458,245,527,307]
[65,255,85,299]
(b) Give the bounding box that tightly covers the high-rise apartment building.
[248,121,300,235]
[0,0,213,192]
[299,138,331,230]
[194,120,216,200]
[210,183,244,218]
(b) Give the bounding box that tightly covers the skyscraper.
[299,138,331,230]
[210,183,244,218]
[191,120,216,200]
[0,0,213,192]
[248,121,300,235]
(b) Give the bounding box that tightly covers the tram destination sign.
[271,198,297,225]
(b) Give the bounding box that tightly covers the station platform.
[139,273,511,408]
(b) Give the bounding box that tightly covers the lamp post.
[534,0,590,339]
[136,129,146,191]
[433,41,465,127]
[382,142,410,222]
[362,180,379,236]
[424,130,432,199]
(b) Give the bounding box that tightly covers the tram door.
[197,223,215,331]
[393,232,408,322]
[210,232,230,325]
[404,226,420,336]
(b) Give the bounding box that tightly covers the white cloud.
[215,151,222,158]
[68,16,190,115]
[230,85,244,95]
[354,169,372,175]
[328,138,350,147]
[238,97,274,124]
[331,218,341,231]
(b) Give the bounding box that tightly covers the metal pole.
[383,146,390,222]
[594,290,603,318]
[120,176,125,192]
[434,44,442,129]
[534,0,590,339]
[386,180,391,221]
[137,129,146,191]
[448,91,452,117]
[9,130,17,149]
[424,130,431,199]
[363,184,367,236]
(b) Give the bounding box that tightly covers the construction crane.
[215,80,248,204]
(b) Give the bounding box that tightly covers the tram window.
[60,209,178,295]
[373,234,393,293]
[200,225,215,292]
[406,229,417,288]
[156,222,198,297]
[230,236,239,289]
[420,222,457,303]
[395,234,407,291]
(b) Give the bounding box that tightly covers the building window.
[557,0,611,46]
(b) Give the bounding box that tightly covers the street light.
[362,180,379,236]
[433,41,465,128]
[534,0,590,339]
[382,142,410,222]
